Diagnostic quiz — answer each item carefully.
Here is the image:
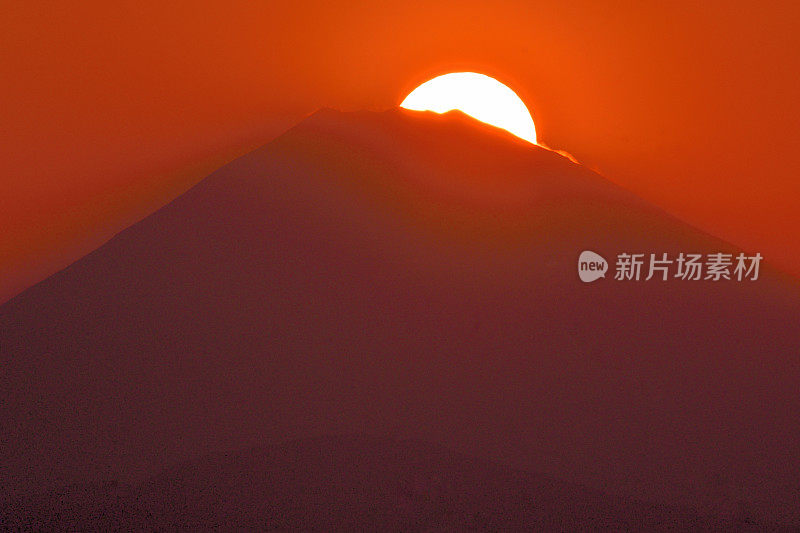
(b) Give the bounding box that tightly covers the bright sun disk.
[400,72,537,145]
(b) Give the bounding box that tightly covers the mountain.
[1,107,799,527]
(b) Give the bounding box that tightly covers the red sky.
[3,0,799,301]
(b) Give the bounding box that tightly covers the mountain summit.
[2,108,799,527]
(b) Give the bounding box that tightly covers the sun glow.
[400,72,537,144]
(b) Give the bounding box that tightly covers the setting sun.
[400,72,537,144]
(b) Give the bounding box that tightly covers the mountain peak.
[300,105,552,154]
[262,105,638,215]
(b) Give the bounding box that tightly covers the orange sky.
[3,1,799,301]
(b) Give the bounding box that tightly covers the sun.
[400,72,537,145]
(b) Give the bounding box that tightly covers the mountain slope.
[1,108,799,525]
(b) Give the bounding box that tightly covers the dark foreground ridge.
[2,108,800,527]
[1,436,772,530]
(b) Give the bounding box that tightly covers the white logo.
[578,250,608,282]
[576,251,762,282]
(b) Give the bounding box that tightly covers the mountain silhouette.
[1,108,799,527]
